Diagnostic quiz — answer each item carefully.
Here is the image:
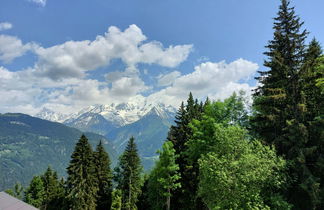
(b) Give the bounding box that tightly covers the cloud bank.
[0,24,258,115]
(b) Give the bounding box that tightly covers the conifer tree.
[252,0,308,152]
[252,0,323,208]
[94,140,113,210]
[41,166,65,210]
[111,189,122,210]
[167,93,205,210]
[66,134,98,210]
[116,137,142,210]
[25,176,45,208]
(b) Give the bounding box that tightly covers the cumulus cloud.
[28,0,47,7]
[34,24,192,81]
[0,35,37,63]
[157,71,181,86]
[0,24,258,116]
[0,22,13,31]
[147,59,259,107]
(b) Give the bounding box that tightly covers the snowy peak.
[35,101,176,129]
[35,108,69,123]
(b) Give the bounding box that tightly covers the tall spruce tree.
[252,0,308,152]
[94,140,113,210]
[25,176,45,208]
[116,137,142,210]
[252,0,323,209]
[66,134,98,210]
[41,166,65,210]
[167,93,205,210]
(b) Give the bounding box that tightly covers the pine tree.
[302,52,324,209]
[167,93,205,210]
[116,137,142,210]
[252,0,324,208]
[111,189,122,210]
[41,166,65,210]
[25,176,45,208]
[66,134,98,210]
[252,0,308,152]
[148,141,181,210]
[94,140,113,210]
[302,39,323,121]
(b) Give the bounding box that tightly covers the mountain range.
[36,100,176,169]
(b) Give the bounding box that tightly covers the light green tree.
[148,141,181,210]
[195,123,290,209]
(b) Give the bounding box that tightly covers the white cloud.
[147,59,258,107]
[0,22,13,31]
[34,25,192,80]
[0,24,258,116]
[157,71,181,87]
[29,0,47,7]
[0,35,37,63]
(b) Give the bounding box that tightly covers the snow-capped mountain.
[35,107,69,123]
[35,100,176,170]
[36,100,176,128]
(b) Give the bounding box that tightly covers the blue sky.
[0,0,323,114]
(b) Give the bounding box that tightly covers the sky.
[0,0,324,115]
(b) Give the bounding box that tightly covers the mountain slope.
[107,107,174,170]
[0,113,117,191]
[64,112,117,135]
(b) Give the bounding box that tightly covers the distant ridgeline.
[0,113,117,191]
[37,103,176,170]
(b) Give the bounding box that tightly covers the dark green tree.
[41,166,65,210]
[252,0,308,151]
[167,93,205,210]
[66,134,98,210]
[252,0,323,209]
[111,189,122,210]
[94,140,113,210]
[24,176,45,208]
[136,175,150,210]
[116,137,142,210]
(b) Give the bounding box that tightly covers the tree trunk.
[166,188,170,210]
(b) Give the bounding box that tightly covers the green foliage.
[167,93,205,210]
[314,56,324,93]
[94,140,113,210]
[5,182,24,200]
[66,135,98,210]
[111,189,122,210]
[252,1,324,208]
[148,141,181,210]
[24,176,45,208]
[41,166,66,210]
[116,137,143,210]
[196,123,290,209]
[204,91,249,127]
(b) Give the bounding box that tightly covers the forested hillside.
[2,0,324,209]
[0,113,117,191]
